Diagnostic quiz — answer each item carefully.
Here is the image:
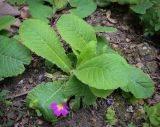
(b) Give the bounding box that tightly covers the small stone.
[136,62,144,69]
[18,80,24,85]
[127,106,134,113]
[137,43,157,60]
[126,38,131,42]
[28,78,33,84]
[142,47,147,50]
[106,98,114,105]
[137,43,150,56]
[146,61,158,72]
[105,36,111,41]
[112,44,118,48]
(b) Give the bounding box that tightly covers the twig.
[6,91,28,99]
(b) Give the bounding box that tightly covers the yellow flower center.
[57,104,63,110]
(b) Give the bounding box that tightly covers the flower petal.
[62,103,68,109]
[50,103,58,110]
[61,109,69,117]
[54,109,61,117]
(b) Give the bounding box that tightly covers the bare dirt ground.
[0,5,159,127]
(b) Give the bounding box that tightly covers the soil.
[0,4,160,127]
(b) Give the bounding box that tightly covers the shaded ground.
[0,5,160,127]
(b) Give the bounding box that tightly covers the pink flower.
[50,102,69,117]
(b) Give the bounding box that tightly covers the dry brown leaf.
[20,6,31,19]
[13,18,21,27]
[0,1,20,17]
[106,10,117,24]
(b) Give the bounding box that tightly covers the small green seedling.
[105,108,117,125]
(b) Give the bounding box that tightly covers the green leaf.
[0,30,10,36]
[56,14,97,52]
[7,0,26,5]
[96,36,109,55]
[26,82,66,121]
[127,123,136,127]
[54,0,68,10]
[93,26,117,33]
[121,66,155,98]
[96,0,111,7]
[90,87,113,98]
[0,36,31,79]
[64,76,97,109]
[75,54,130,90]
[69,0,97,18]
[110,0,139,5]
[77,41,97,67]
[67,53,77,68]
[0,78,4,81]
[146,103,160,126]
[96,36,117,55]
[105,108,117,125]
[20,19,72,73]
[130,1,153,14]
[45,60,53,69]
[140,2,160,35]
[0,89,9,102]
[0,15,16,31]
[27,0,55,22]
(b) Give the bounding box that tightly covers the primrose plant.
[19,14,155,122]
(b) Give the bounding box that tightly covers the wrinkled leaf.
[77,41,97,67]
[27,0,54,22]
[20,19,72,73]
[75,54,130,90]
[90,87,113,98]
[0,15,16,30]
[0,36,31,79]
[121,66,155,98]
[145,103,160,126]
[96,36,117,55]
[130,1,153,14]
[69,0,97,18]
[7,0,26,5]
[26,82,66,121]
[54,0,67,10]
[56,14,96,52]
[96,0,111,7]
[64,76,97,109]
